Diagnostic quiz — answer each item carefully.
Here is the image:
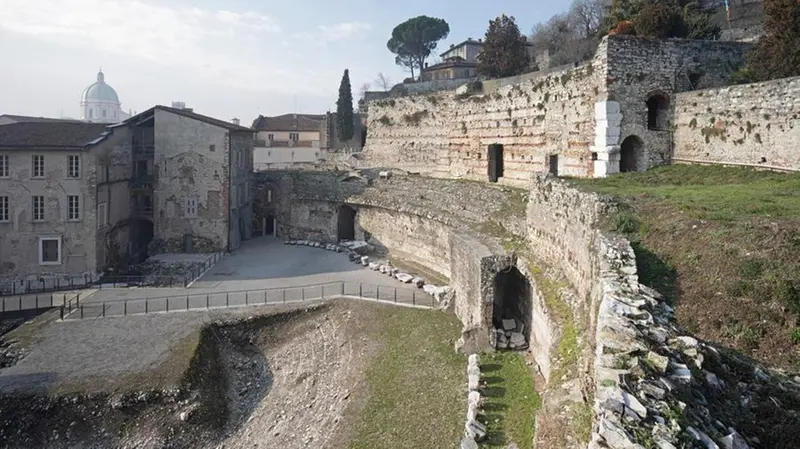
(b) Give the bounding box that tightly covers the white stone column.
[591,100,622,178]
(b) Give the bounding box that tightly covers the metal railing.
[1,291,81,317]
[61,281,435,320]
[0,275,94,297]
[98,251,223,289]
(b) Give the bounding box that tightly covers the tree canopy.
[336,69,354,142]
[478,15,530,78]
[387,16,450,79]
[604,0,720,39]
[746,0,800,82]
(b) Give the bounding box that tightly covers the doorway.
[337,205,356,241]
[492,266,532,350]
[619,135,644,173]
[487,144,504,183]
[265,215,275,236]
[548,154,559,176]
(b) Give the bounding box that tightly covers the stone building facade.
[102,105,255,254]
[0,122,112,282]
[363,35,756,183]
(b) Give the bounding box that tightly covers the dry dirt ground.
[0,300,463,449]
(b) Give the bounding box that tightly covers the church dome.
[81,70,120,103]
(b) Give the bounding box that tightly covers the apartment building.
[0,121,112,280]
[0,106,255,284]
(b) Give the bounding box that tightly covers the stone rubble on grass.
[459,353,487,447]
[492,318,528,351]
[588,234,789,449]
[368,262,379,271]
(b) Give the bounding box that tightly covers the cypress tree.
[336,69,354,142]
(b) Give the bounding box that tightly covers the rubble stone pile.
[491,318,528,351]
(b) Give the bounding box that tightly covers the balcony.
[133,144,155,155]
[131,173,154,189]
[131,205,153,218]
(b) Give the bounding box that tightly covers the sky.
[0,0,569,126]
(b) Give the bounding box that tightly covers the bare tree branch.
[375,73,393,91]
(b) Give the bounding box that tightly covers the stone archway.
[337,205,357,241]
[620,135,644,173]
[492,266,532,350]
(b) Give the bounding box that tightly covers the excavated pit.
[0,303,376,449]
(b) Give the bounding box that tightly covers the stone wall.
[365,58,605,183]
[605,36,752,172]
[363,36,754,181]
[673,76,800,170]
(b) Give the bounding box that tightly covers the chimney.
[425,62,428,68]
[184,108,193,113]
[232,118,240,126]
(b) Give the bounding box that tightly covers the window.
[289,132,299,141]
[39,236,61,265]
[32,155,44,178]
[32,196,44,221]
[267,189,272,203]
[0,196,8,222]
[0,154,8,178]
[186,198,198,218]
[209,144,216,152]
[67,195,80,221]
[97,202,108,228]
[268,133,274,141]
[67,155,81,178]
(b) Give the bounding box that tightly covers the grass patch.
[348,308,464,449]
[481,351,541,449]
[573,165,800,370]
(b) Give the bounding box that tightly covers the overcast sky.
[0,0,568,126]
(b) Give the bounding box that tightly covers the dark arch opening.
[620,135,644,173]
[337,205,357,241]
[646,94,669,130]
[360,127,367,148]
[492,266,532,350]
[130,218,154,264]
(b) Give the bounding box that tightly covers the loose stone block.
[395,273,414,283]
[468,373,480,391]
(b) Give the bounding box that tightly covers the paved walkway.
[79,237,416,305]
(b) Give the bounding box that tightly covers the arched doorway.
[646,94,669,130]
[492,266,532,350]
[337,205,357,241]
[619,135,644,173]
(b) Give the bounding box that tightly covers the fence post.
[19,296,22,311]
[102,303,106,318]
[394,287,397,303]
[145,299,148,314]
[246,291,249,305]
[77,293,80,309]
[206,294,210,309]
[302,288,305,302]
[166,298,170,313]
[376,285,380,301]
[282,289,286,303]
[186,295,189,310]
[36,295,39,310]
[264,290,267,304]
[359,283,362,298]
[80,305,84,319]
[413,290,416,306]
[341,281,345,296]
[124,301,127,316]
[226,292,229,308]
[60,306,64,320]
[321,286,324,300]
